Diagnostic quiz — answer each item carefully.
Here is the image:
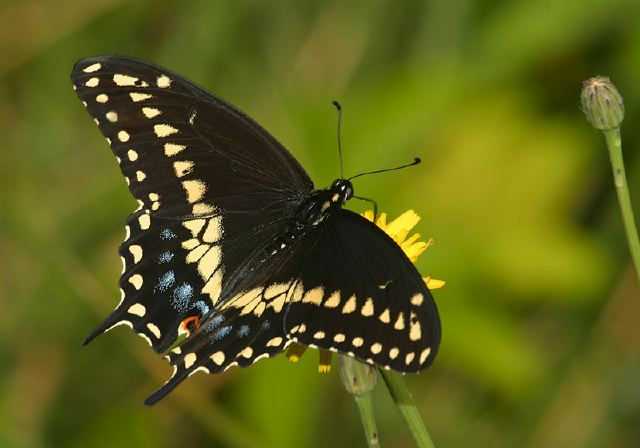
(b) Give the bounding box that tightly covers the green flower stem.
[354,392,381,448]
[378,368,435,448]
[604,128,640,283]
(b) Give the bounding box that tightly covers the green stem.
[604,128,640,283]
[354,393,381,448]
[378,369,435,448]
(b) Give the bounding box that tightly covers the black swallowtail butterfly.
[72,56,441,405]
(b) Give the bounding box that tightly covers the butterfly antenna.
[333,101,345,179]
[348,157,421,181]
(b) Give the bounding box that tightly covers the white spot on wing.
[419,348,431,364]
[127,303,146,317]
[157,75,172,88]
[142,107,162,118]
[138,213,151,230]
[302,287,324,305]
[154,124,179,137]
[394,312,405,330]
[202,270,223,304]
[114,74,147,87]
[129,274,143,290]
[129,92,153,102]
[197,246,221,281]
[411,293,424,306]
[341,295,357,314]
[117,130,130,142]
[127,149,138,161]
[182,179,206,203]
[85,77,99,87]
[324,291,340,308]
[183,219,206,237]
[266,337,283,347]
[106,111,118,122]
[164,143,186,156]
[184,353,197,368]
[202,217,223,243]
[146,323,161,339]
[240,347,253,358]
[83,63,102,73]
[361,298,374,316]
[128,244,143,263]
[96,93,108,103]
[210,351,225,365]
[409,312,421,341]
[173,160,194,177]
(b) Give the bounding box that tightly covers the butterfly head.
[330,178,354,205]
[296,179,354,226]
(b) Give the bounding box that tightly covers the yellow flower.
[286,209,443,371]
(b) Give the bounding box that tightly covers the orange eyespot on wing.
[180,315,201,336]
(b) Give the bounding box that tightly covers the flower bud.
[338,355,378,396]
[581,76,624,130]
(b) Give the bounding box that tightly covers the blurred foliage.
[1,0,640,447]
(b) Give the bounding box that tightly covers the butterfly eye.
[344,183,354,201]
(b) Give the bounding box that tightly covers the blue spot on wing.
[193,300,210,315]
[158,251,174,263]
[171,283,193,312]
[237,325,250,337]
[202,315,224,332]
[211,325,232,342]
[155,271,176,293]
[160,228,176,240]
[261,320,271,330]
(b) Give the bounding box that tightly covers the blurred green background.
[2,0,640,447]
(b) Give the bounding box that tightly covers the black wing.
[73,56,313,353]
[72,55,312,218]
[285,210,440,372]
[144,210,439,404]
[143,236,315,405]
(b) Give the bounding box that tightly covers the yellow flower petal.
[385,210,421,244]
[362,210,375,223]
[425,277,445,289]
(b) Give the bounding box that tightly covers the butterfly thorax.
[296,179,354,227]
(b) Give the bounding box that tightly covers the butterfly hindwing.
[143,241,315,405]
[284,209,440,372]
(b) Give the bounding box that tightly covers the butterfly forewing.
[144,238,317,405]
[71,55,312,218]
